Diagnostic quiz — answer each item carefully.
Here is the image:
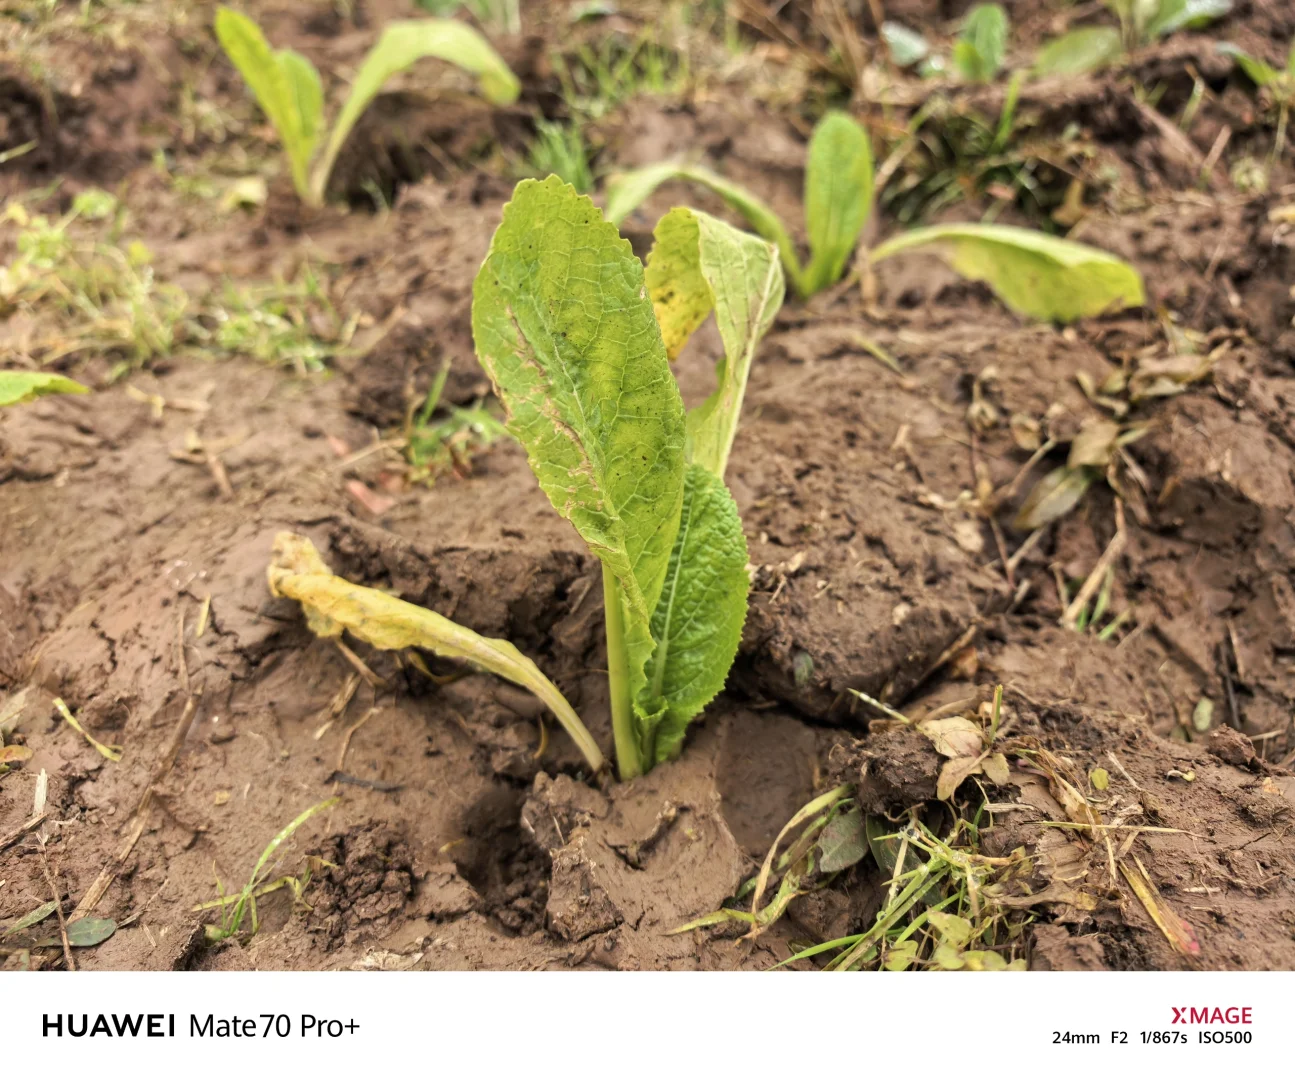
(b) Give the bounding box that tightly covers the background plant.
[1218,40,1295,159]
[607,111,1145,320]
[215,7,519,207]
[473,176,783,779]
[1035,0,1232,77]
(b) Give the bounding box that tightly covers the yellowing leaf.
[871,222,1144,323]
[645,206,784,478]
[1067,419,1121,468]
[1090,767,1110,791]
[604,163,802,285]
[267,532,605,774]
[0,745,33,764]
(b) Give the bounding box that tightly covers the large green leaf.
[645,207,784,478]
[1033,26,1123,77]
[643,464,749,765]
[215,7,323,201]
[604,164,802,285]
[312,19,519,201]
[472,176,686,710]
[953,3,1009,83]
[870,222,1144,323]
[1217,43,1281,88]
[0,371,88,407]
[801,111,873,297]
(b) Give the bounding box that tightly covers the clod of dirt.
[521,726,746,968]
[1207,727,1261,771]
[308,822,416,950]
[849,725,943,814]
[1029,924,1108,972]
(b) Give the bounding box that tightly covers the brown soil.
[2,0,1294,972]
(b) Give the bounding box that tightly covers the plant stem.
[602,565,641,781]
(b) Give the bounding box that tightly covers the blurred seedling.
[402,361,508,484]
[884,4,1010,84]
[1217,41,1295,160]
[607,110,1144,319]
[214,7,519,207]
[552,24,690,118]
[194,796,339,942]
[1035,0,1232,77]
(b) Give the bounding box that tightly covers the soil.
[2,0,1294,972]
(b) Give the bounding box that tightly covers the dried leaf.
[937,755,984,800]
[0,744,33,764]
[1067,419,1121,469]
[1120,856,1200,956]
[982,752,1011,786]
[917,716,984,759]
[1129,354,1215,401]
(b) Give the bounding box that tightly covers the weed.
[402,361,508,483]
[526,119,594,193]
[195,797,339,942]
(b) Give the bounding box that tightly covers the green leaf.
[1,900,57,938]
[1013,464,1097,530]
[214,7,323,202]
[472,176,686,713]
[645,207,784,478]
[604,164,802,285]
[1288,40,1295,78]
[869,222,1144,323]
[0,371,88,407]
[65,917,117,947]
[881,22,930,67]
[1217,43,1281,88]
[1033,26,1123,77]
[954,4,1009,83]
[313,19,519,202]
[1146,0,1231,38]
[801,111,873,297]
[642,465,748,764]
[816,806,868,873]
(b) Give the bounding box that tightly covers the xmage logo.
[1170,1007,1253,1025]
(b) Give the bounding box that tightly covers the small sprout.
[1036,0,1232,76]
[1166,768,1197,782]
[953,4,1009,84]
[0,371,89,408]
[1090,767,1110,791]
[1192,697,1215,733]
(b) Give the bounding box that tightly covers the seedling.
[606,111,1145,319]
[884,4,1009,83]
[473,176,784,779]
[403,361,508,483]
[1217,41,1295,159]
[214,8,519,208]
[1035,0,1232,76]
[195,796,339,941]
[953,4,1009,82]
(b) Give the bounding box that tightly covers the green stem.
[602,565,642,781]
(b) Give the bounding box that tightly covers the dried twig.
[1062,499,1126,630]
